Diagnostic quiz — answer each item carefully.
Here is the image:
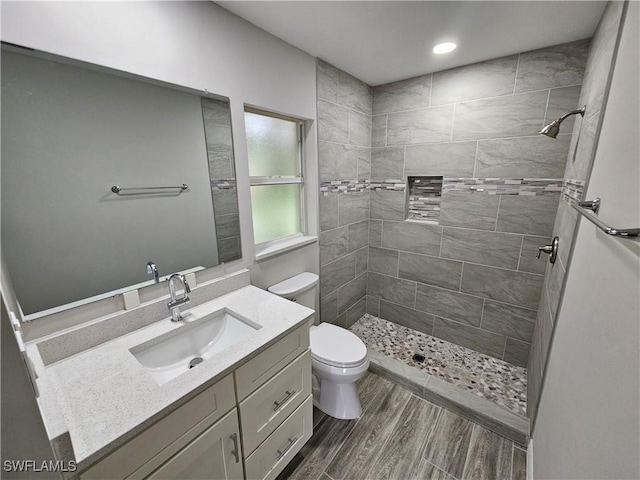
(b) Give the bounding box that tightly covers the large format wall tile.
[319,141,357,181]
[318,99,349,143]
[369,219,382,247]
[348,220,369,252]
[320,253,356,295]
[357,147,371,179]
[496,196,559,236]
[387,105,454,145]
[320,194,339,231]
[339,70,372,115]
[371,147,405,179]
[381,221,442,256]
[368,272,417,307]
[515,39,590,93]
[320,290,338,324]
[481,300,536,342]
[320,226,348,266]
[350,109,372,147]
[439,193,500,231]
[356,247,368,276]
[398,252,462,291]
[433,317,506,359]
[345,298,367,328]
[475,136,570,178]
[405,142,476,177]
[415,283,483,327]
[338,273,367,313]
[339,191,370,225]
[461,263,544,309]
[369,246,399,276]
[452,90,548,141]
[379,300,435,335]
[431,55,518,106]
[318,59,338,103]
[441,228,522,269]
[372,115,387,147]
[503,339,531,368]
[373,75,431,115]
[370,190,405,220]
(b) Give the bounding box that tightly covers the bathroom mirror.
[1,47,241,317]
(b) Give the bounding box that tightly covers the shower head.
[539,106,586,138]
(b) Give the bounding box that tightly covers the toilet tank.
[268,272,318,324]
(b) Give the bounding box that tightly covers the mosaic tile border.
[443,178,563,196]
[320,179,369,195]
[561,178,586,203]
[350,314,527,416]
[211,179,237,190]
[321,178,566,197]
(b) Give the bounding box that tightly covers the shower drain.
[189,357,204,369]
[412,353,426,363]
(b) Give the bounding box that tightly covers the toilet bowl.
[268,272,369,420]
[309,322,369,419]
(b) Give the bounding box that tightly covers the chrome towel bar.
[111,184,188,195]
[572,198,640,238]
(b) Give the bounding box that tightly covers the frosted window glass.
[251,185,301,244]
[246,112,299,177]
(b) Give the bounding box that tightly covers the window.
[245,109,305,246]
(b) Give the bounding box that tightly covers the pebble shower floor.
[350,314,527,416]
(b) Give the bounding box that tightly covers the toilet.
[268,272,369,420]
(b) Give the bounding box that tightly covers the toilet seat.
[310,323,367,368]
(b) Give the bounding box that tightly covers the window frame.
[245,107,307,249]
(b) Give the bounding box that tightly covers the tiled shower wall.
[528,1,626,421]
[365,40,589,368]
[317,38,593,369]
[317,61,372,327]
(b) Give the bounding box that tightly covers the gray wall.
[2,51,218,314]
[527,0,625,421]
[1,1,319,339]
[317,60,372,328]
[317,41,589,368]
[532,2,639,476]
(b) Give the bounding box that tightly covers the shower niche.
[406,175,443,223]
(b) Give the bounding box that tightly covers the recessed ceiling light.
[433,42,457,54]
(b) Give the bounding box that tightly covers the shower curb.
[367,349,530,447]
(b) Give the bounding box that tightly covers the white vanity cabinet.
[79,324,312,480]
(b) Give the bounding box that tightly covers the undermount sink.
[130,308,260,385]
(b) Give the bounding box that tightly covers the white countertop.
[28,285,314,469]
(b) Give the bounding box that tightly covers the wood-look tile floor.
[278,373,526,480]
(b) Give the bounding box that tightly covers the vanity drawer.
[244,395,313,480]
[82,374,235,479]
[235,324,309,400]
[240,349,311,455]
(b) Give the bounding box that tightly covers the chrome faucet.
[146,261,159,283]
[167,274,191,322]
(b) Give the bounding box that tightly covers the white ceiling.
[217,1,607,86]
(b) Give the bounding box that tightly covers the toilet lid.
[310,323,367,368]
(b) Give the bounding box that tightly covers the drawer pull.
[230,433,240,463]
[273,390,296,412]
[276,436,298,460]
